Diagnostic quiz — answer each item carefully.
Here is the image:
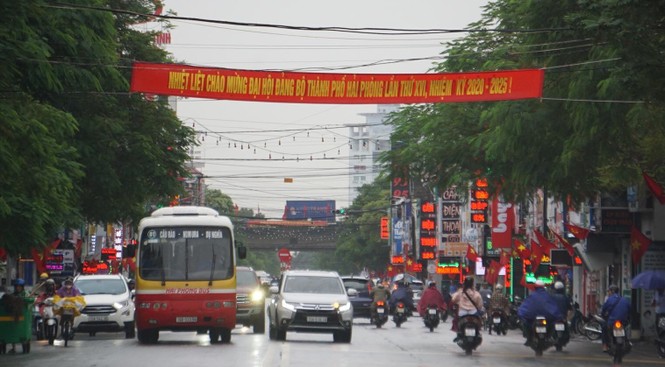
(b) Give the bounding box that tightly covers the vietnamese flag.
[30,248,47,274]
[513,238,531,260]
[565,223,590,240]
[529,240,543,270]
[552,231,575,257]
[643,171,665,205]
[631,226,652,265]
[466,243,479,262]
[534,229,557,254]
[499,250,511,266]
[485,260,502,285]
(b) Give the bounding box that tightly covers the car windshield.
[343,279,368,291]
[76,278,127,295]
[284,276,344,294]
[237,270,258,287]
[138,226,233,282]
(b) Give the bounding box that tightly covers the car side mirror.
[347,288,358,297]
[131,289,136,301]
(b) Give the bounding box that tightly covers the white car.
[73,274,135,338]
[267,270,355,343]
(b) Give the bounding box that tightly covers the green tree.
[316,177,391,274]
[383,0,665,204]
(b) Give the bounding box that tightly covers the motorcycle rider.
[417,281,447,317]
[517,280,563,346]
[452,277,484,342]
[389,281,414,314]
[369,282,391,315]
[488,284,510,334]
[56,277,81,297]
[12,278,28,298]
[600,284,631,352]
[551,281,573,320]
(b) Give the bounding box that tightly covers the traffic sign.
[277,247,291,262]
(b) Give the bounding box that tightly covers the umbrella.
[631,270,665,290]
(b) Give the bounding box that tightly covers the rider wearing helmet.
[369,282,391,314]
[12,278,27,297]
[56,277,81,298]
[551,281,572,320]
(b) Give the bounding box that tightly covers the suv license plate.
[307,316,327,323]
[90,316,108,322]
[176,316,197,323]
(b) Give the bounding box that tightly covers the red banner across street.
[130,62,544,104]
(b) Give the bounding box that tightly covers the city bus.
[134,206,246,344]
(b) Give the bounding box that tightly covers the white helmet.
[535,280,545,288]
[495,284,503,290]
[554,281,564,290]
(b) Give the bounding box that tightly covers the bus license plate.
[307,316,327,323]
[536,326,547,334]
[613,328,625,337]
[555,323,565,331]
[176,316,198,323]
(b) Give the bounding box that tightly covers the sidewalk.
[567,333,662,363]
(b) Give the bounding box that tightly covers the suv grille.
[236,294,250,305]
[82,305,116,315]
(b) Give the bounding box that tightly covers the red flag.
[30,248,47,274]
[529,240,543,270]
[485,260,502,285]
[466,243,479,262]
[534,230,557,254]
[513,238,531,260]
[552,231,575,257]
[50,239,61,249]
[0,247,7,262]
[499,250,511,266]
[565,223,590,240]
[643,171,665,205]
[631,226,652,265]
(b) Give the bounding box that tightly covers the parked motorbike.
[489,309,507,336]
[656,313,665,359]
[552,319,570,351]
[423,304,441,332]
[584,314,604,341]
[456,314,482,355]
[607,319,631,365]
[392,302,408,328]
[526,316,554,357]
[370,300,389,328]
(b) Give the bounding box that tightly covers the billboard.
[283,200,336,222]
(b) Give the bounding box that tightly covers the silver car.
[267,270,355,343]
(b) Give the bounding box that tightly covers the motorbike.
[656,313,665,359]
[584,314,604,341]
[33,301,45,340]
[527,316,554,356]
[507,298,522,330]
[489,309,507,336]
[607,319,631,365]
[423,304,441,332]
[41,297,58,345]
[552,319,570,352]
[370,300,389,328]
[456,314,482,355]
[392,301,408,327]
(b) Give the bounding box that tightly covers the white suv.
[73,274,135,338]
[267,270,355,343]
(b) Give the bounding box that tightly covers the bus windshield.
[139,226,233,282]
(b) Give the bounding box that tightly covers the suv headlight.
[280,299,297,312]
[336,302,351,312]
[251,289,264,303]
[113,300,129,310]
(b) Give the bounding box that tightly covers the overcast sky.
[147,0,490,218]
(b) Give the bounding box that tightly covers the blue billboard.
[283,200,336,222]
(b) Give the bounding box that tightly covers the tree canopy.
[0,0,195,255]
[382,0,665,204]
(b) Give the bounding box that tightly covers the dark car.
[341,276,373,319]
[236,266,266,333]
